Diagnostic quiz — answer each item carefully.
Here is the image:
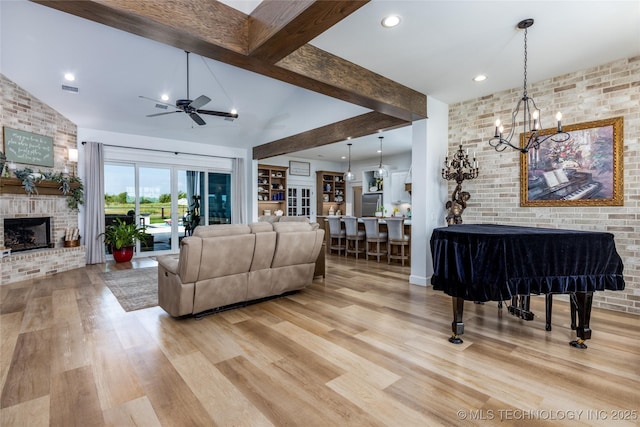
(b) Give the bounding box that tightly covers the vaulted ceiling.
[24,0,425,160]
[2,1,638,162]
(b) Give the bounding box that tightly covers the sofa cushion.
[277,216,310,223]
[272,230,320,267]
[193,224,251,238]
[198,234,256,280]
[249,222,274,233]
[272,222,313,233]
[251,231,276,271]
[257,215,279,223]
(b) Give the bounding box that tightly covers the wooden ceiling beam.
[32,0,426,158]
[253,112,409,160]
[248,0,369,63]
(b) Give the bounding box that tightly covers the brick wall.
[1,73,86,284]
[447,57,640,314]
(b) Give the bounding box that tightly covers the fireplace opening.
[4,217,53,252]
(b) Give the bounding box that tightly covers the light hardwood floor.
[1,254,638,426]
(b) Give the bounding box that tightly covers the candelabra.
[442,144,479,225]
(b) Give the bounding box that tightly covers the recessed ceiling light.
[341,156,346,160]
[161,94,169,101]
[64,73,75,82]
[381,15,400,28]
[473,74,487,82]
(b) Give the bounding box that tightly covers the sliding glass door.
[138,166,172,252]
[105,162,232,258]
[207,172,231,224]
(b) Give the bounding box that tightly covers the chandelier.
[489,19,569,154]
[344,142,355,181]
[375,136,388,178]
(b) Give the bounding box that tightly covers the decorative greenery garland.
[12,168,84,210]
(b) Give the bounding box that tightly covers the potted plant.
[99,218,148,262]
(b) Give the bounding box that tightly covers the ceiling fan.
[139,51,238,125]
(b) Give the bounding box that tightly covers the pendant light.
[344,142,355,181]
[375,136,388,178]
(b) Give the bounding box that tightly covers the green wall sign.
[3,127,54,167]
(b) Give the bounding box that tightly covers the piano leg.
[545,294,553,331]
[508,296,517,315]
[508,295,535,320]
[570,294,577,330]
[520,295,534,321]
[449,297,465,344]
[570,291,593,349]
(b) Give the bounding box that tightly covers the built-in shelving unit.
[316,171,345,216]
[257,164,288,215]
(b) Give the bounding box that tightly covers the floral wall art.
[520,116,623,207]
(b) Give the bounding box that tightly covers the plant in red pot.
[99,218,148,262]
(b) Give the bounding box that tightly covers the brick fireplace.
[0,194,86,284]
[4,217,53,252]
[1,73,86,285]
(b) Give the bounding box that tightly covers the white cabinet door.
[390,171,411,204]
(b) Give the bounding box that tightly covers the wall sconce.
[68,148,78,176]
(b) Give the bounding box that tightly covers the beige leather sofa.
[157,222,324,317]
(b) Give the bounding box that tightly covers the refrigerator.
[362,193,382,217]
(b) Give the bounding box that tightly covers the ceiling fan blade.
[197,109,239,119]
[146,111,181,117]
[138,95,177,108]
[189,95,211,110]
[189,112,206,126]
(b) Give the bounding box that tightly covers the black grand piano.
[430,224,625,348]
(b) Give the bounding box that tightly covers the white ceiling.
[1,1,639,163]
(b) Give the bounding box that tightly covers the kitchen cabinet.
[390,171,411,204]
[362,170,384,193]
[316,171,345,215]
[257,164,288,215]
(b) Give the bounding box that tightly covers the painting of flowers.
[520,116,623,206]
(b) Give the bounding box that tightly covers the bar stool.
[361,217,387,262]
[343,216,365,259]
[326,216,346,255]
[386,217,410,266]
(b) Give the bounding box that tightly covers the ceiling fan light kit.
[140,51,238,126]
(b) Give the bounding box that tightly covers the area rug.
[100,267,158,312]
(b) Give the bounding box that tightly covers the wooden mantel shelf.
[0,177,80,196]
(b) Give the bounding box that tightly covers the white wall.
[410,97,449,286]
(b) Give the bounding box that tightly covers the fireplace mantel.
[0,177,80,196]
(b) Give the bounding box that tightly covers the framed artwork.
[520,116,623,207]
[289,160,310,176]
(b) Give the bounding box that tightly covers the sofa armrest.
[157,254,179,274]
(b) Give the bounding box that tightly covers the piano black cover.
[430,224,625,302]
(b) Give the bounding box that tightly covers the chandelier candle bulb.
[556,112,563,132]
